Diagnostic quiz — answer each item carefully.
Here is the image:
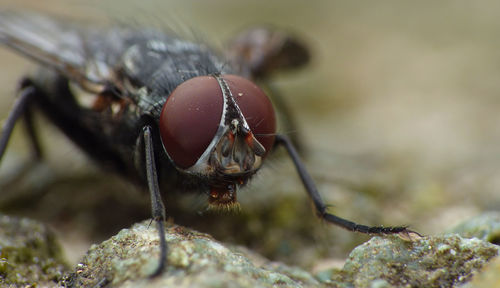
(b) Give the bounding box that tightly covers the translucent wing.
[0,11,119,93]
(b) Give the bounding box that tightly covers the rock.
[64,220,321,288]
[462,255,500,288]
[450,211,500,244]
[334,234,498,288]
[0,214,68,287]
[3,214,498,288]
[65,219,500,288]
[449,212,500,288]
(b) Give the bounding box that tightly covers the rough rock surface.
[63,220,499,288]
[334,235,498,288]
[0,214,68,287]
[64,221,321,288]
[1,214,499,287]
[451,212,500,244]
[463,255,500,288]
[451,212,500,288]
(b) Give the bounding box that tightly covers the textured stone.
[64,221,321,288]
[0,214,68,287]
[336,235,498,288]
[451,212,500,244]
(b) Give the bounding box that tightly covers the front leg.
[0,82,39,162]
[274,134,420,238]
[141,125,168,277]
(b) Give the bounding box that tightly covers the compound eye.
[223,75,276,156]
[159,76,223,169]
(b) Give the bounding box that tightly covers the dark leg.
[274,134,420,237]
[0,86,36,162]
[22,105,43,160]
[142,126,168,277]
[21,75,129,176]
[0,84,46,209]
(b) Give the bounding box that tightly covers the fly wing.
[0,11,116,93]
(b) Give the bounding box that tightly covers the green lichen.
[65,221,321,288]
[0,214,68,287]
[336,234,498,288]
[4,212,499,288]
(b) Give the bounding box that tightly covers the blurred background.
[2,0,500,271]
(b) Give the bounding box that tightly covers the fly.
[0,12,419,277]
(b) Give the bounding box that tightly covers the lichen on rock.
[335,234,498,288]
[0,214,68,287]
[3,213,500,288]
[64,220,321,288]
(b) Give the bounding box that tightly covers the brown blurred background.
[2,0,500,269]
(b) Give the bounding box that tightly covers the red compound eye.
[223,75,276,156]
[159,74,277,169]
[160,76,223,169]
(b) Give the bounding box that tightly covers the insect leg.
[274,134,419,237]
[142,125,168,277]
[22,104,43,160]
[0,84,36,162]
